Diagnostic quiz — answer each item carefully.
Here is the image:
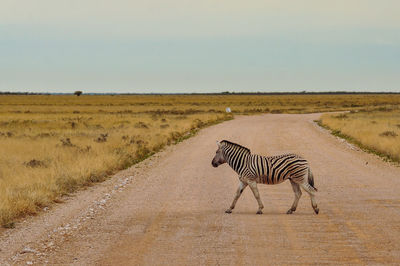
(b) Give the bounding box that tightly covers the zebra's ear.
[216,141,221,148]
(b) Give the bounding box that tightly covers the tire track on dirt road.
[2,113,400,265]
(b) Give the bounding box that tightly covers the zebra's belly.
[256,175,287,185]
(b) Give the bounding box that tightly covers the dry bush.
[379,131,398,137]
[94,133,108,143]
[134,122,148,128]
[5,132,13,137]
[24,159,48,168]
[60,138,74,147]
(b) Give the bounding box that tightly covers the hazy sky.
[1,0,399,93]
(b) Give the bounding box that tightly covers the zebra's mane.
[221,140,251,154]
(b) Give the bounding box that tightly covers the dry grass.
[0,94,399,227]
[319,107,400,163]
[1,94,400,114]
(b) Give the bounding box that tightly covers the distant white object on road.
[225,107,231,113]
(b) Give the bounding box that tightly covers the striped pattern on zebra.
[211,140,319,215]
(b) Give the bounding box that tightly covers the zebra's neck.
[222,144,250,175]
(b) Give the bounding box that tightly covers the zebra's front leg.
[248,180,264,214]
[226,181,247,213]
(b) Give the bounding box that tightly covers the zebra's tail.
[308,168,318,192]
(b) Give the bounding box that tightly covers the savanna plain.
[0,94,399,228]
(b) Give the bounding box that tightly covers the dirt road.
[1,114,400,265]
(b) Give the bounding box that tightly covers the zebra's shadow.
[228,210,314,216]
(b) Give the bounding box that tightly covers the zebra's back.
[248,153,309,185]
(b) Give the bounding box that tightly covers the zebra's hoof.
[314,208,319,215]
[287,209,294,214]
[225,209,232,214]
[256,210,263,215]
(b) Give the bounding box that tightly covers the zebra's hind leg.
[248,180,264,214]
[226,181,248,213]
[299,181,319,214]
[287,180,302,214]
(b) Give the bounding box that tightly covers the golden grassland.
[2,94,400,114]
[319,106,400,163]
[0,94,399,227]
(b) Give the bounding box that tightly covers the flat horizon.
[1,90,400,95]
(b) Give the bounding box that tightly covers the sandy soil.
[1,113,400,265]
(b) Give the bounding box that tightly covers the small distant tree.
[74,91,83,96]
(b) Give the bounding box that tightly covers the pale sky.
[1,0,399,93]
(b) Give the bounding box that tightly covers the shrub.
[379,131,398,137]
[24,159,47,168]
[60,138,74,147]
[94,133,108,143]
[134,122,148,129]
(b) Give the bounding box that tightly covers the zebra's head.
[212,141,226,167]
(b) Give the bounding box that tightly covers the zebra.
[211,140,319,215]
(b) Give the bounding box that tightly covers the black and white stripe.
[220,140,313,187]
